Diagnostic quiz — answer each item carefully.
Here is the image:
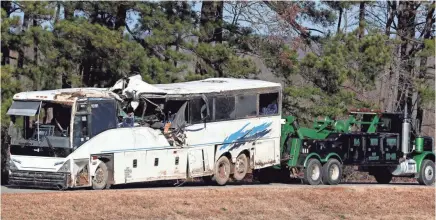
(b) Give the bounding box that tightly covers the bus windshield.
[8,101,72,157]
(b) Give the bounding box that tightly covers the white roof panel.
[12,88,115,103]
[155,78,281,95]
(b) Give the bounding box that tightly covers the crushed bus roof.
[154,78,282,95]
[12,88,120,104]
[12,77,282,103]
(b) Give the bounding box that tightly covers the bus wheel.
[92,162,109,190]
[373,167,392,184]
[214,156,231,186]
[417,160,435,186]
[322,159,342,185]
[233,153,248,181]
[303,159,322,185]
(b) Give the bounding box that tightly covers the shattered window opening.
[8,101,73,157]
[190,97,212,124]
[259,93,279,116]
[215,96,236,121]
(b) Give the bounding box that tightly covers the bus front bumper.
[8,170,71,190]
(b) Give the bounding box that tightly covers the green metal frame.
[280,112,391,169]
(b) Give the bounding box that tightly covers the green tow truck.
[256,108,435,186]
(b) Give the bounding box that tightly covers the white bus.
[7,76,282,189]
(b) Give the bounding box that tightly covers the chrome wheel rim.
[329,164,340,180]
[235,158,246,174]
[311,164,320,180]
[424,165,434,181]
[94,168,104,184]
[218,162,228,178]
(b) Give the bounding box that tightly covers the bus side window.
[215,96,235,121]
[190,98,206,124]
[236,94,257,118]
[259,93,278,115]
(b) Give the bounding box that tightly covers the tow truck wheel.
[372,167,392,184]
[417,160,435,186]
[322,158,342,185]
[92,162,109,190]
[303,158,323,185]
[214,156,231,186]
[233,153,248,181]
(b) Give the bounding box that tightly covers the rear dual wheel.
[303,158,343,185]
[322,159,342,185]
[303,159,323,185]
[214,156,231,186]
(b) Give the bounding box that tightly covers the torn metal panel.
[110,75,167,100]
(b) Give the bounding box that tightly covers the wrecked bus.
[7,76,282,189]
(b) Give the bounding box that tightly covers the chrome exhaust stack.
[401,103,411,157]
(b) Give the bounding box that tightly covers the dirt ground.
[1,186,435,220]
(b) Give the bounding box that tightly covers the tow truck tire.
[373,167,392,184]
[92,162,109,190]
[417,160,435,186]
[256,168,272,184]
[214,156,231,186]
[322,158,342,185]
[303,158,323,185]
[233,153,248,181]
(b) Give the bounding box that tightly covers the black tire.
[373,167,392,184]
[322,159,342,185]
[202,175,215,185]
[417,160,435,186]
[255,168,272,184]
[214,156,231,186]
[303,158,323,185]
[92,162,109,190]
[233,153,248,181]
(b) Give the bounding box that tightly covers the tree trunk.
[358,2,365,39]
[385,1,396,36]
[18,12,30,69]
[196,1,224,76]
[395,1,417,113]
[54,2,61,24]
[33,18,40,90]
[1,2,12,66]
[337,8,343,33]
[412,1,435,133]
[115,3,127,33]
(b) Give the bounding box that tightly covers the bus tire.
[303,158,322,185]
[417,159,435,186]
[322,159,342,185]
[214,156,231,186]
[373,167,392,184]
[233,153,248,181]
[92,162,109,190]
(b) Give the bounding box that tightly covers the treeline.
[1,1,434,181]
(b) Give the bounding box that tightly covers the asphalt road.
[1,181,430,194]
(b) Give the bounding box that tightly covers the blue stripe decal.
[219,122,273,151]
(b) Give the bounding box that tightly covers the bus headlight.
[57,160,71,173]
